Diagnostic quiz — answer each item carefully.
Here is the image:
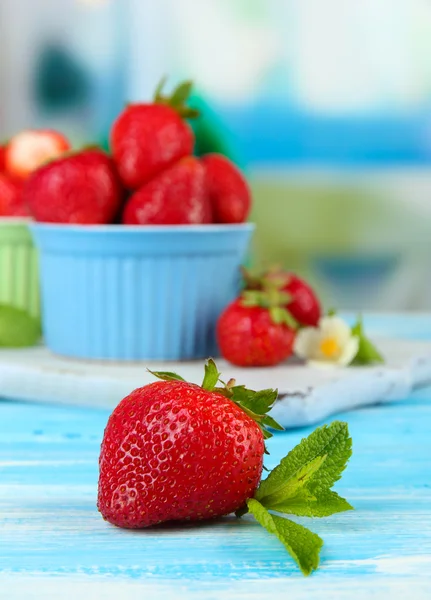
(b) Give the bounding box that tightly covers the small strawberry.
[5,129,70,180]
[25,149,122,224]
[111,79,198,190]
[0,173,29,217]
[244,268,322,328]
[202,154,251,223]
[122,156,211,225]
[217,288,297,367]
[98,359,353,576]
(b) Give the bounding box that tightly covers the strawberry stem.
[153,78,200,120]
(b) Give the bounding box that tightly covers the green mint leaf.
[258,455,327,509]
[256,421,352,503]
[327,308,337,317]
[0,305,41,348]
[351,316,384,365]
[148,370,186,382]
[279,489,353,518]
[201,358,220,391]
[247,499,323,576]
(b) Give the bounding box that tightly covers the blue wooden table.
[2,314,431,599]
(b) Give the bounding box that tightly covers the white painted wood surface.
[0,338,430,428]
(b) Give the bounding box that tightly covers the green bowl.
[0,219,39,318]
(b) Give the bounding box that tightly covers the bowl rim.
[30,222,255,234]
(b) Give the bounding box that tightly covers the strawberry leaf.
[153,76,168,103]
[153,78,199,119]
[202,358,221,391]
[170,80,193,108]
[247,499,323,576]
[148,370,186,382]
[262,415,284,432]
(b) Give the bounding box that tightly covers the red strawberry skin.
[217,299,295,367]
[5,129,70,180]
[111,104,194,189]
[25,150,122,225]
[122,156,211,225]
[202,154,251,223]
[264,272,321,327]
[97,380,264,529]
[0,145,6,173]
[283,274,321,327]
[0,174,29,217]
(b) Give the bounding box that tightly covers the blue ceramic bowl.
[31,223,254,361]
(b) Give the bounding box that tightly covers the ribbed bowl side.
[32,225,253,361]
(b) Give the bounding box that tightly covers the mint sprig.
[150,360,353,575]
[244,421,353,575]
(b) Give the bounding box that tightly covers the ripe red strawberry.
[244,268,321,328]
[25,149,122,224]
[202,154,251,223]
[217,289,297,367]
[281,273,321,327]
[122,156,211,225]
[97,360,354,576]
[0,174,28,217]
[0,144,7,173]
[98,360,270,529]
[5,129,70,180]
[111,80,197,190]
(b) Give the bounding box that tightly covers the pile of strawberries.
[0,81,251,225]
[218,267,321,367]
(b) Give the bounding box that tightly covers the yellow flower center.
[320,337,340,358]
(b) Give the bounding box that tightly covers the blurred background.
[1,0,431,312]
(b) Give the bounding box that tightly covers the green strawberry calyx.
[153,77,200,120]
[149,359,353,576]
[241,287,298,330]
[150,358,283,442]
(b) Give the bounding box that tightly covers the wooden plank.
[1,383,431,599]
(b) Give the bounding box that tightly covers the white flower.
[294,316,359,367]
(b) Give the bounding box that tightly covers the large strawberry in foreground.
[98,360,353,576]
[25,149,122,224]
[111,79,197,190]
[122,156,211,225]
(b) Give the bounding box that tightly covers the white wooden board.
[1,338,430,428]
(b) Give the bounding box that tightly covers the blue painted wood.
[1,379,431,597]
